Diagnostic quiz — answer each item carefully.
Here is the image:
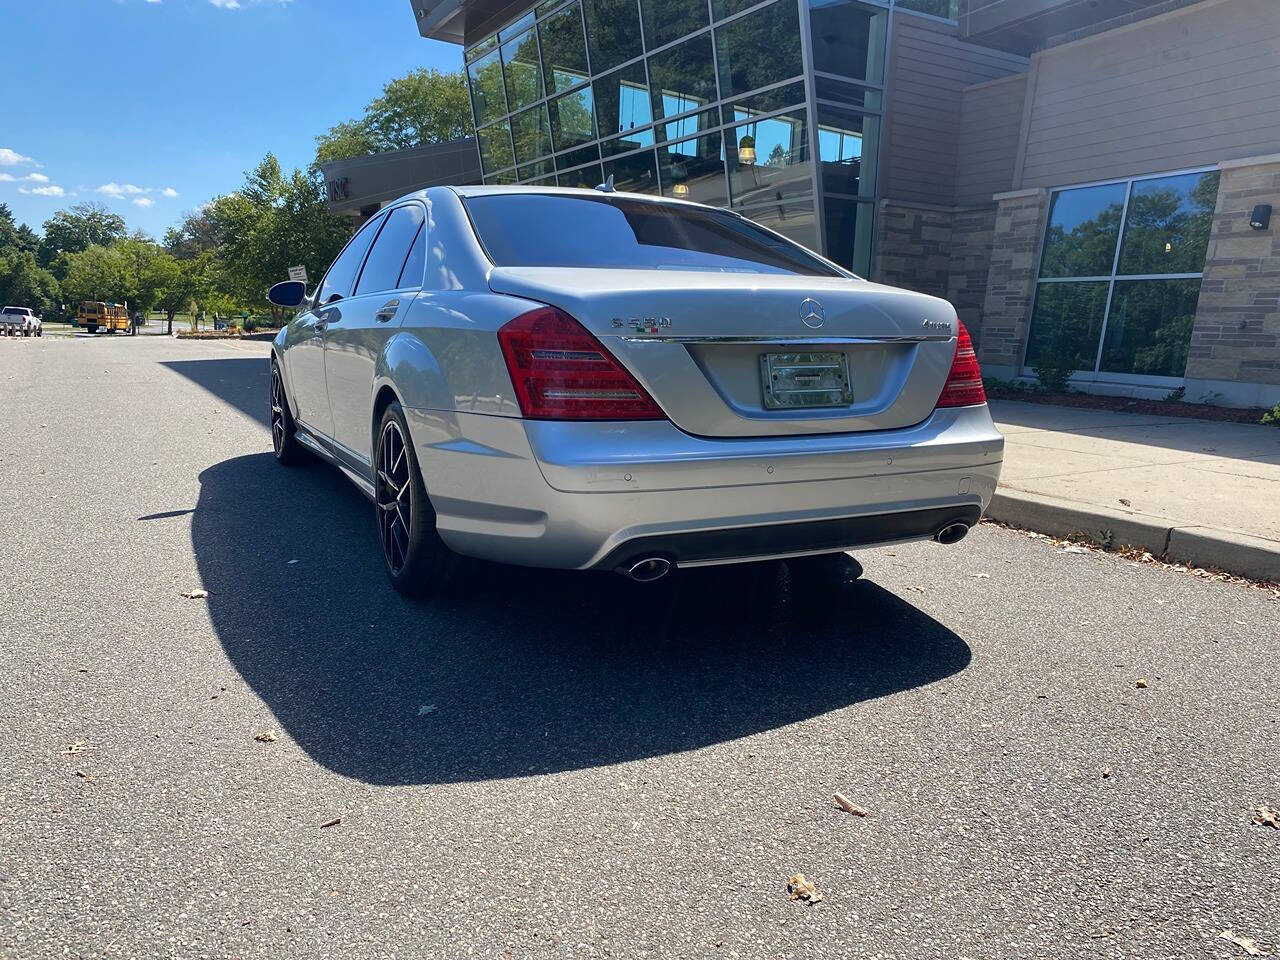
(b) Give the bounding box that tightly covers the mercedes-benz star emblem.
[799,298,826,329]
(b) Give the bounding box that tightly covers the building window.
[593,62,652,141]
[539,3,591,95]
[502,24,545,113]
[1025,169,1220,381]
[715,0,803,99]
[467,47,508,128]
[548,86,597,150]
[511,104,554,165]
[648,33,717,124]
[726,108,811,209]
[808,0,887,84]
[640,0,708,51]
[581,0,643,72]
[658,131,727,206]
[477,121,515,174]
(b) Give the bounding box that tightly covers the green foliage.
[314,68,471,168]
[1163,386,1186,403]
[0,247,60,314]
[39,202,128,267]
[1262,403,1280,427]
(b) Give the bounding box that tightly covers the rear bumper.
[405,404,1004,570]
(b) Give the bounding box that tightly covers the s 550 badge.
[612,317,672,334]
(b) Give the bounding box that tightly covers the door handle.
[314,319,328,333]
[375,299,401,323]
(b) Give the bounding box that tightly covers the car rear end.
[417,189,1003,574]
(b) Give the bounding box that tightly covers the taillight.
[935,320,987,408]
[497,307,665,421]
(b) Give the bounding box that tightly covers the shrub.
[1032,360,1074,393]
[1262,403,1280,426]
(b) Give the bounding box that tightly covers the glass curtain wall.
[462,0,892,274]
[1024,168,1220,382]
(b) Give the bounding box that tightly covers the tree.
[0,203,40,256]
[39,202,128,267]
[60,244,128,307]
[0,248,60,314]
[313,68,471,168]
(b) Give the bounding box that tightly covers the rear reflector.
[935,320,987,408]
[498,307,665,420]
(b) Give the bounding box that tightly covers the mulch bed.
[985,385,1271,425]
[175,330,280,341]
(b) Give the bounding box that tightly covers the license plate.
[760,352,853,409]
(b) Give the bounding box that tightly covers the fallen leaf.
[74,770,95,783]
[61,741,94,755]
[787,873,822,904]
[287,559,299,565]
[417,704,438,716]
[254,730,279,743]
[180,588,209,599]
[905,585,925,593]
[1118,498,1131,507]
[972,573,990,579]
[1061,545,1091,554]
[1253,805,1280,830]
[319,817,342,829]
[1135,678,1149,689]
[1219,930,1272,956]
[833,792,867,817]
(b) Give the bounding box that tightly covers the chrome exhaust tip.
[934,522,971,545]
[624,557,673,582]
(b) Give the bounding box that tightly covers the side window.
[397,221,426,290]
[316,212,385,305]
[354,204,426,296]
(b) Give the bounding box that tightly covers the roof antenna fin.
[594,174,616,193]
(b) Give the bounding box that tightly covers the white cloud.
[209,0,242,7]
[0,172,48,183]
[132,197,155,208]
[20,185,66,197]
[0,148,38,167]
[96,182,178,201]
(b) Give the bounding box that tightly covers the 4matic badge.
[612,317,673,334]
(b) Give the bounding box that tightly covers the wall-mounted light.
[1164,241,1173,253]
[738,135,756,166]
[672,183,689,199]
[1249,203,1272,230]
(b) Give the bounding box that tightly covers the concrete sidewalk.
[987,400,1280,581]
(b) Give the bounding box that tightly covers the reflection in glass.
[721,81,806,124]
[716,1,802,99]
[511,104,554,165]
[658,106,719,143]
[817,104,877,198]
[1118,171,1219,276]
[1025,282,1110,372]
[478,121,515,175]
[895,0,957,15]
[603,150,660,195]
[712,0,758,19]
[582,0,643,72]
[823,196,874,275]
[518,160,556,182]
[548,87,596,150]
[500,11,536,41]
[814,75,883,110]
[465,34,498,64]
[468,48,507,128]
[601,126,655,157]
[556,143,602,171]
[737,197,820,251]
[594,63,652,140]
[726,109,811,209]
[641,0,709,50]
[1039,183,1127,278]
[648,34,716,123]
[1101,279,1200,377]
[557,163,605,189]
[539,3,590,95]
[658,132,726,206]
[502,27,545,114]
[808,0,887,82]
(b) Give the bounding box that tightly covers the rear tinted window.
[464,194,841,277]
[355,204,426,295]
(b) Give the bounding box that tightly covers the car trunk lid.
[487,267,958,437]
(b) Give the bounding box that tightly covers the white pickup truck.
[1,306,42,337]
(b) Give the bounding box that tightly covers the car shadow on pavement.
[160,358,270,428]
[194,450,972,786]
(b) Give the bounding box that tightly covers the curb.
[986,490,1280,583]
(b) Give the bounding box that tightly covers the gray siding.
[1018,0,1280,189]
[955,74,1026,205]
[880,12,1028,206]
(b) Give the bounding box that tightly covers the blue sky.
[0,0,462,239]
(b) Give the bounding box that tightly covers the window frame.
[1021,164,1221,387]
[315,209,389,307]
[352,201,429,298]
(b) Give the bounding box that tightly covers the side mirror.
[267,280,309,308]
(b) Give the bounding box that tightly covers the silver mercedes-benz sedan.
[268,185,1003,596]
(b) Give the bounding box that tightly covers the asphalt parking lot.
[2,335,1277,959]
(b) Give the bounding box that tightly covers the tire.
[87,324,97,335]
[36,328,41,337]
[269,360,303,466]
[375,401,451,598]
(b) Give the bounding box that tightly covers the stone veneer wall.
[1186,157,1280,403]
[873,201,997,351]
[973,188,1048,374]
